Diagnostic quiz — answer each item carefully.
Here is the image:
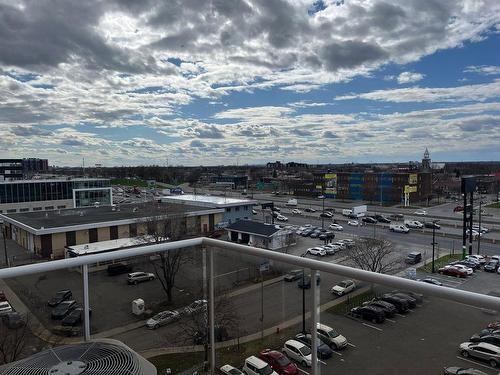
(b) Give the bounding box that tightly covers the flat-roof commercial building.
[225,220,295,251]
[0,178,112,214]
[161,194,257,226]
[0,158,49,181]
[0,202,223,259]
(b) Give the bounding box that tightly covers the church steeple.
[422,148,431,171]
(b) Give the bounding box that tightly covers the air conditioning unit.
[0,339,156,375]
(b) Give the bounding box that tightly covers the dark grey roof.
[226,220,280,237]
[2,202,222,230]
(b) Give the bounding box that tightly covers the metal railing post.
[209,247,216,374]
[311,269,319,375]
[82,264,90,341]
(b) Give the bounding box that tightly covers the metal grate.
[1,341,141,375]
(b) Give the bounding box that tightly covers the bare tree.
[345,238,402,274]
[142,203,196,304]
[0,315,30,365]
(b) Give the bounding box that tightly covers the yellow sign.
[324,173,337,195]
[404,185,417,194]
[408,174,418,185]
[316,185,322,190]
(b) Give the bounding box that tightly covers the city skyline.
[1,0,499,166]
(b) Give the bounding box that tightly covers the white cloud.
[396,72,424,84]
[464,65,500,75]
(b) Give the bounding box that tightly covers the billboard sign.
[324,173,337,195]
[408,174,418,185]
[404,185,417,194]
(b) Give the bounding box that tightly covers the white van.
[404,220,423,229]
[242,356,277,375]
[286,199,298,207]
[342,209,353,217]
[282,340,312,367]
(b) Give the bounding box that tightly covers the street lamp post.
[431,220,440,273]
[478,200,483,255]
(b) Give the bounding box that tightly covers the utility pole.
[431,220,439,273]
[477,200,482,255]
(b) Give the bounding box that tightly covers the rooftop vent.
[0,339,156,375]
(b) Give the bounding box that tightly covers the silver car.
[146,310,180,329]
[459,342,500,367]
[127,272,155,285]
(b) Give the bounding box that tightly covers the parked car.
[472,225,489,233]
[453,206,464,212]
[243,356,278,375]
[51,300,76,320]
[378,295,409,313]
[330,280,356,296]
[108,262,132,275]
[316,323,348,349]
[127,272,155,285]
[282,340,312,367]
[319,212,333,218]
[61,307,85,327]
[418,278,443,286]
[2,312,25,329]
[291,209,302,215]
[389,224,409,233]
[252,209,257,215]
[0,301,13,316]
[414,210,427,216]
[319,231,335,241]
[183,300,207,315]
[220,365,244,375]
[364,300,396,318]
[405,251,422,265]
[328,223,343,231]
[297,274,320,289]
[389,213,404,220]
[351,305,385,323]
[362,216,377,224]
[48,290,73,307]
[276,214,288,222]
[438,266,467,278]
[258,349,298,375]
[389,293,417,308]
[444,367,487,375]
[484,260,499,272]
[347,220,359,226]
[486,321,500,330]
[146,310,180,329]
[404,220,424,229]
[451,260,480,270]
[466,255,486,265]
[284,270,304,282]
[0,291,6,302]
[294,333,333,359]
[306,247,326,257]
[470,334,500,346]
[424,222,441,229]
[391,290,423,304]
[322,244,341,255]
[447,264,473,276]
[304,208,316,213]
[459,342,500,367]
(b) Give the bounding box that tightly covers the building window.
[33,207,42,211]
[57,205,66,209]
[235,207,240,212]
[89,228,98,243]
[129,223,137,237]
[226,207,231,212]
[110,226,118,240]
[44,206,54,210]
[6,209,16,213]
[20,208,29,212]
[66,231,76,246]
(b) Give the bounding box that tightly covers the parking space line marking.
[456,356,497,372]
[331,351,343,356]
[396,313,406,318]
[408,309,414,313]
[319,360,327,365]
[386,318,396,323]
[297,368,309,375]
[347,343,356,348]
[362,323,383,331]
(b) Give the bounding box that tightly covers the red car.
[453,206,464,212]
[259,349,298,375]
[487,321,500,330]
[438,266,467,278]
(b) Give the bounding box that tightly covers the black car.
[389,293,417,308]
[301,229,314,237]
[284,270,304,282]
[61,307,84,326]
[351,305,385,323]
[391,290,423,304]
[294,333,333,359]
[48,290,73,307]
[364,300,396,318]
[470,334,500,346]
[304,208,316,213]
[362,217,377,224]
[2,312,25,329]
[424,222,441,230]
[107,263,132,276]
[319,212,333,218]
[484,260,499,272]
[374,215,391,223]
[378,295,409,313]
[419,278,443,286]
[389,213,404,221]
[298,274,320,289]
[51,300,76,320]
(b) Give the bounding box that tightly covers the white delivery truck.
[286,199,298,207]
[342,209,353,217]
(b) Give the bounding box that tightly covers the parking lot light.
[431,220,440,273]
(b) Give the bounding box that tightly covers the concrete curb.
[139,285,371,359]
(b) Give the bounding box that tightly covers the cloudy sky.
[1,0,499,166]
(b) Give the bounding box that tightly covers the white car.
[466,229,481,238]
[292,209,302,215]
[276,214,288,222]
[330,279,356,296]
[492,255,500,263]
[146,310,180,329]
[446,264,473,276]
[472,225,489,233]
[414,210,427,216]
[282,340,312,367]
[317,323,348,349]
[322,244,340,255]
[466,255,486,265]
[0,301,13,316]
[220,365,244,375]
[329,223,343,231]
[306,247,326,257]
[243,356,278,375]
[404,220,423,229]
[127,272,156,285]
[389,224,409,233]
